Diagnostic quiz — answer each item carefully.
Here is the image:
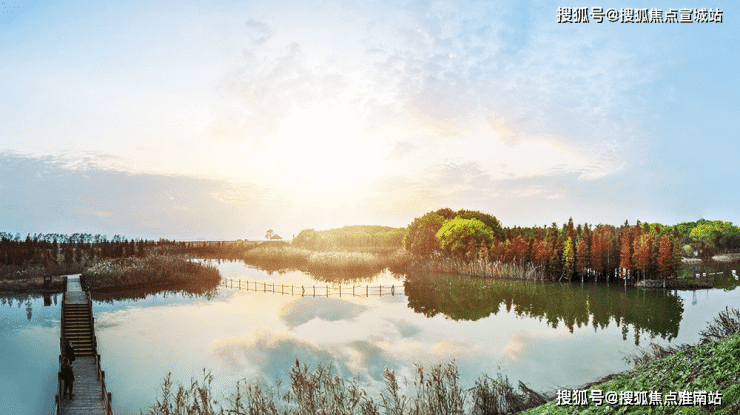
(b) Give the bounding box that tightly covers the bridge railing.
[222,278,404,297]
[94,353,114,414]
[87,286,114,415]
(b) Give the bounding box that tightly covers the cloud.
[282,297,367,328]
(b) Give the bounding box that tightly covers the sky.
[1,0,738,240]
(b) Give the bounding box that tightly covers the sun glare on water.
[273,104,376,203]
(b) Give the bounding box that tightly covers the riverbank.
[521,333,740,414]
[0,275,66,293]
[81,254,220,291]
[636,278,714,289]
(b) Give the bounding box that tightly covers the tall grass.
[699,306,740,344]
[413,257,544,282]
[82,254,220,290]
[144,361,546,415]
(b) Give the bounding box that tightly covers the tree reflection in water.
[403,273,684,345]
[90,280,221,303]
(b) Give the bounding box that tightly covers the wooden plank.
[58,276,110,415]
[59,357,107,414]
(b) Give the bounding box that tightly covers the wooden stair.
[63,303,95,357]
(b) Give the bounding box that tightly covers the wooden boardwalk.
[55,275,113,415]
[222,278,406,297]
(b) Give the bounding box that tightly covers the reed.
[82,254,220,290]
[413,257,544,282]
[144,361,546,415]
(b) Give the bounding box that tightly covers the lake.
[1,261,738,414]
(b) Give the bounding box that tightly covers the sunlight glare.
[273,103,374,202]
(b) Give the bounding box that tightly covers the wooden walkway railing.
[55,275,114,415]
[221,278,405,297]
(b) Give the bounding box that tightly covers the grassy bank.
[0,275,66,293]
[81,254,221,291]
[242,245,412,281]
[521,307,740,414]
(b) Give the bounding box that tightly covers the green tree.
[455,209,505,242]
[561,238,575,280]
[689,219,740,259]
[404,211,446,258]
[436,217,495,258]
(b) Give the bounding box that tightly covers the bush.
[699,307,740,344]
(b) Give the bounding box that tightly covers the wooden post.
[239,279,241,290]
[281,284,284,295]
[292,285,294,295]
[272,283,274,294]
[339,284,341,297]
[379,285,382,296]
[366,285,368,297]
[313,285,315,297]
[302,286,305,297]
[326,285,329,297]
[353,285,355,296]
[264,282,266,292]
[392,285,395,296]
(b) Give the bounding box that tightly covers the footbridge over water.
[54,275,114,415]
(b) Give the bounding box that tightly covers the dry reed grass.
[144,361,545,415]
[414,257,544,282]
[82,254,220,290]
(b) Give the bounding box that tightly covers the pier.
[55,275,114,415]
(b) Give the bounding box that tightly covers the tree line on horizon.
[0,232,154,276]
[403,208,740,281]
[2,212,738,281]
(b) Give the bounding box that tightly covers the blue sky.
[1,1,738,240]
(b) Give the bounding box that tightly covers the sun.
[272,103,375,202]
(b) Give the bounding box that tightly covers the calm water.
[1,263,739,414]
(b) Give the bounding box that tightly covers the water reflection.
[0,292,60,319]
[90,280,221,303]
[204,258,404,283]
[404,273,684,344]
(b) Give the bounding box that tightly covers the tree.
[455,209,505,242]
[265,229,275,240]
[576,237,589,278]
[436,217,495,258]
[657,234,674,280]
[561,238,575,280]
[619,228,634,279]
[590,232,605,279]
[632,233,653,281]
[404,211,446,258]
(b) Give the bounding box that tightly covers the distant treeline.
[0,232,158,280]
[404,209,740,282]
[292,225,405,252]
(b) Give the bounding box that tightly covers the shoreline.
[0,276,67,294]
